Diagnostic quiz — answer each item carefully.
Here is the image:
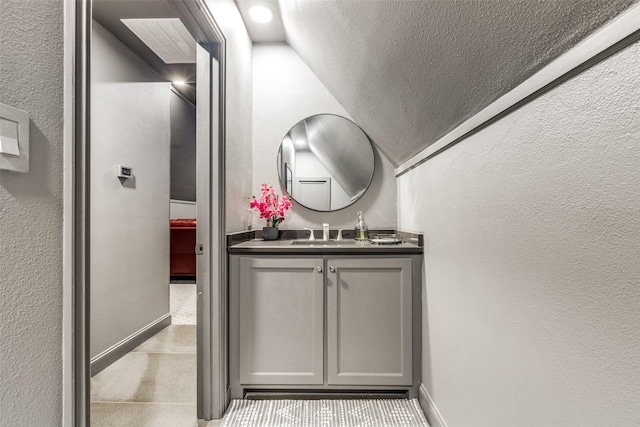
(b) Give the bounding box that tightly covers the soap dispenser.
[355,211,369,241]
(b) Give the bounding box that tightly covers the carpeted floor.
[170,283,197,325]
[91,324,198,427]
[220,399,429,427]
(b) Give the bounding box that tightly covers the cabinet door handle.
[317,266,323,273]
[329,266,336,273]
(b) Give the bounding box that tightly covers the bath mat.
[220,398,429,427]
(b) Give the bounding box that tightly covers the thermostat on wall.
[117,165,133,179]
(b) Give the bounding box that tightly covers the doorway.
[70,1,227,425]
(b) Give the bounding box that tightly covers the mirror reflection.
[277,114,375,211]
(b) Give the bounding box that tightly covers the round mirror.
[277,114,375,212]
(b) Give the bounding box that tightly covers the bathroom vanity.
[227,232,423,399]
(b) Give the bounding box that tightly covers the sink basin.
[290,239,357,246]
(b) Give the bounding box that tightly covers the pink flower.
[248,183,292,228]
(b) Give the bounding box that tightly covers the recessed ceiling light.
[173,80,186,85]
[249,5,274,23]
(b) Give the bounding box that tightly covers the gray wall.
[171,89,196,202]
[397,40,640,426]
[90,22,171,358]
[170,200,197,219]
[205,0,254,232]
[0,1,64,425]
[252,44,397,230]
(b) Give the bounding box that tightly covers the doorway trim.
[63,0,227,425]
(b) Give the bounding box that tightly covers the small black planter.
[262,227,280,241]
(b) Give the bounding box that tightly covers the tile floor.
[217,399,429,427]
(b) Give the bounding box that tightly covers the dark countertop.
[228,230,423,255]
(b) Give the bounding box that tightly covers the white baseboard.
[419,383,448,427]
[90,313,171,376]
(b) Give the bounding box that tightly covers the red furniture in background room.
[170,219,196,279]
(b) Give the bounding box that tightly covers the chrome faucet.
[304,228,315,241]
[322,223,330,241]
[305,224,331,241]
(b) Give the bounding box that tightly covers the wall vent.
[121,18,196,64]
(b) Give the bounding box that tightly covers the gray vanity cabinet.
[238,257,324,385]
[229,248,421,398]
[326,258,413,386]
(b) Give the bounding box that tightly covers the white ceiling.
[236,0,286,42]
[252,0,638,166]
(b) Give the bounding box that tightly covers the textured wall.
[252,44,396,230]
[205,0,254,233]
[398,40,640,426]
[90,22,170,358]
[0,0,64,425]
[281,0,637,166]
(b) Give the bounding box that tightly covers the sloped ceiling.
[278,0,637,166]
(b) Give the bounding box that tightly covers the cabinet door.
[239,257,324,385]
[327,258,412,386]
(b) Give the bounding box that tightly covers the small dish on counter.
[370,234,403,245]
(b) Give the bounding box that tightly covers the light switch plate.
[0,103,29,173]
[0,118,20,157]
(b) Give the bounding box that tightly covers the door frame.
[63,0,227,425]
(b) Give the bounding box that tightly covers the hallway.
[91,284,199,426]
